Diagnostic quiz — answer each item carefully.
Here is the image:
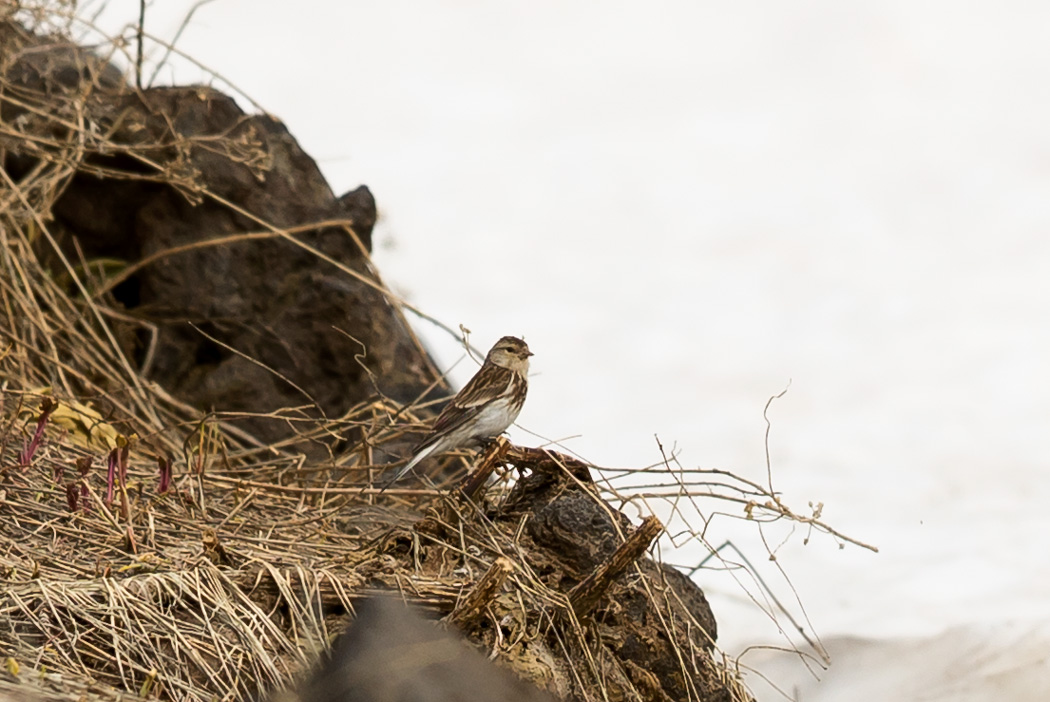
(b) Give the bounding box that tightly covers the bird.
[381,336,532,490]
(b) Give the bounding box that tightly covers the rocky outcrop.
[1,18,440,448]
[0,17,747,702]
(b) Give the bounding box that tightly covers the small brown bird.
[382,336,532,489]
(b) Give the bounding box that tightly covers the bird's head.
[486,336,533,372]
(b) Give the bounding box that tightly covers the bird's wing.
[427,364,516,437]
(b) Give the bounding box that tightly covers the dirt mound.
[0,12,750,702]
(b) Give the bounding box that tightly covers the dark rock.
[1,20,444,448]
[504,473,721,700]
[527,491,632,571]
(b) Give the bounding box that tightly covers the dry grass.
[0,4,876,702]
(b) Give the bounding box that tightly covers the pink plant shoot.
[19,398,56,467]
[158,454,172,494]
[105,447,118,505]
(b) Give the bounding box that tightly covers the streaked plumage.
[382,336,532,489]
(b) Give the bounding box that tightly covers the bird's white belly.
[466,396,519,441]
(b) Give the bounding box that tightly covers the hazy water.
[80,1,1050,698]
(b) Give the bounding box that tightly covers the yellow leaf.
[25,388,120,452]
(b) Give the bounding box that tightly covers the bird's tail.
[378,442,439,493]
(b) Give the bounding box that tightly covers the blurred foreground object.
[272,597,556,702]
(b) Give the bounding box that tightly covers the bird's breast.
[465,380,526,440]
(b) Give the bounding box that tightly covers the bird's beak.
[525,350,535,357]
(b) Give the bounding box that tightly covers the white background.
[68,1,1050,699]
